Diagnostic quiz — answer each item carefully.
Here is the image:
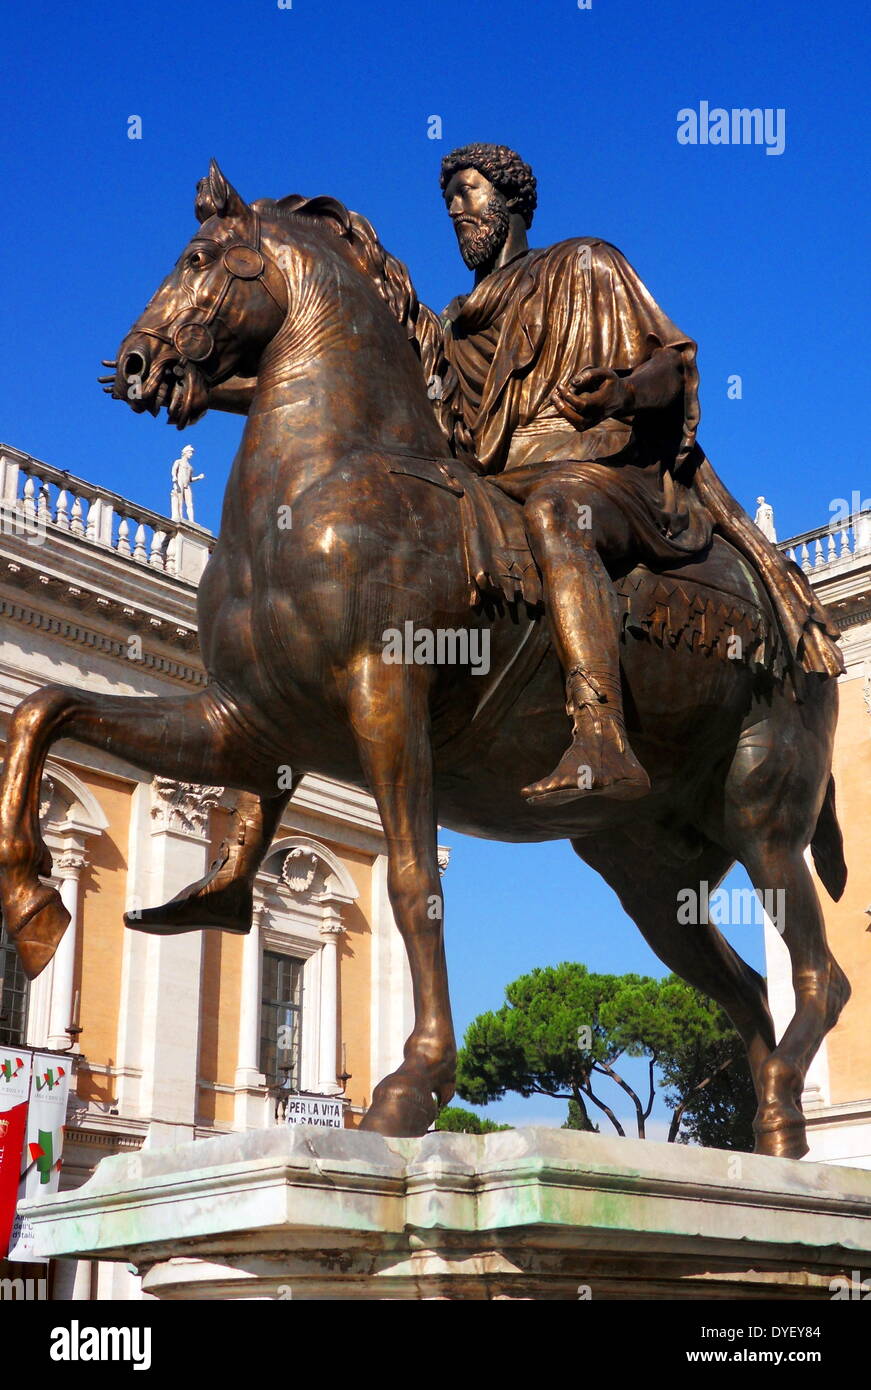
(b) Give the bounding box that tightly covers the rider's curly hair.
[439,144,537,228]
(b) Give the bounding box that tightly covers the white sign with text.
[283,1095,345,1129]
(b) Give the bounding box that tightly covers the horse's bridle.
[133,212,286,383]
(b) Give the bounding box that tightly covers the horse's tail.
[811,774,847,902]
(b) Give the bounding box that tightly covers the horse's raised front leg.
[347,657,456,1137]
[127,786,295,936]
[0,683,271,978]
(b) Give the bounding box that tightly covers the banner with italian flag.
[0,1049,31,1258]
[7,1052,70,1262]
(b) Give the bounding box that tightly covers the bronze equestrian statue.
[0,153,849,1161]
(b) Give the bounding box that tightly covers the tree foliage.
[562,1098,599,1132]
[455,962,755,1149]
[434,1105,512,1134]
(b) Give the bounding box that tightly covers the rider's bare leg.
[521,482,651,807]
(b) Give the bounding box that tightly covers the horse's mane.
[253,194,445,405]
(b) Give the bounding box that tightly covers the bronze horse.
[0,163,849,1157]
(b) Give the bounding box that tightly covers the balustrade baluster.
[165,533,178,575]
[150,530,166,570]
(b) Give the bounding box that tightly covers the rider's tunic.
[438,238,842,680]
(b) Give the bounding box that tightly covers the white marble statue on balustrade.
[753,496,777,542]
[171,445,204,525]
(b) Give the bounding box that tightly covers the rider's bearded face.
[446,168,511,270]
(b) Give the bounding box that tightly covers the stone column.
[234,902,268,1130]
[46,850,85,1050]
[137,779,222,1148]
[369,853,412,1092]
[317,905,344,1096]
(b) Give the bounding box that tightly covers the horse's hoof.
[753,1117,809,1160]
[9,887,71,980]
[360,1077,439,1137]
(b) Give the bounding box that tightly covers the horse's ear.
[195,159,249,224]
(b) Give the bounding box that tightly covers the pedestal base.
[25,1127,871,1300]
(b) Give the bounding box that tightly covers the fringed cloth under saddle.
[381,448,786,684]
[381,447,542,606]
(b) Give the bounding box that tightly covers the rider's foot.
[522,725,650,807]
[522,665,651,808]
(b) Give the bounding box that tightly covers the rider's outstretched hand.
[551,367,635,429]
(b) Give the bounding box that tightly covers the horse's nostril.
[124,351,146,380]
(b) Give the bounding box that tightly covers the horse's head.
[109,160,289,428]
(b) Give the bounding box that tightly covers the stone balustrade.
[779,512,871,577]
[0,445,214,584]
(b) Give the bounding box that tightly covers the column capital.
[150,777,224,837]
[319,902,345,936]
[56,849,86,879]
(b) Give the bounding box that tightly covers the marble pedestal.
[25,1127,871,1300]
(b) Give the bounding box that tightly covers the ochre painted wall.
[198,931,243,1127]
[326,840,373,1113]
[197,808,244,1126]
[818,676,871,1103]
[72,767,133,1108]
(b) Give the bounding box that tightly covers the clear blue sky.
[2,0,867,1131]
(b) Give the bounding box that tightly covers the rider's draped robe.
[435,238,842,681]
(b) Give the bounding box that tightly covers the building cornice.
[0,588,206,688]
[805,1097,871,1130]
